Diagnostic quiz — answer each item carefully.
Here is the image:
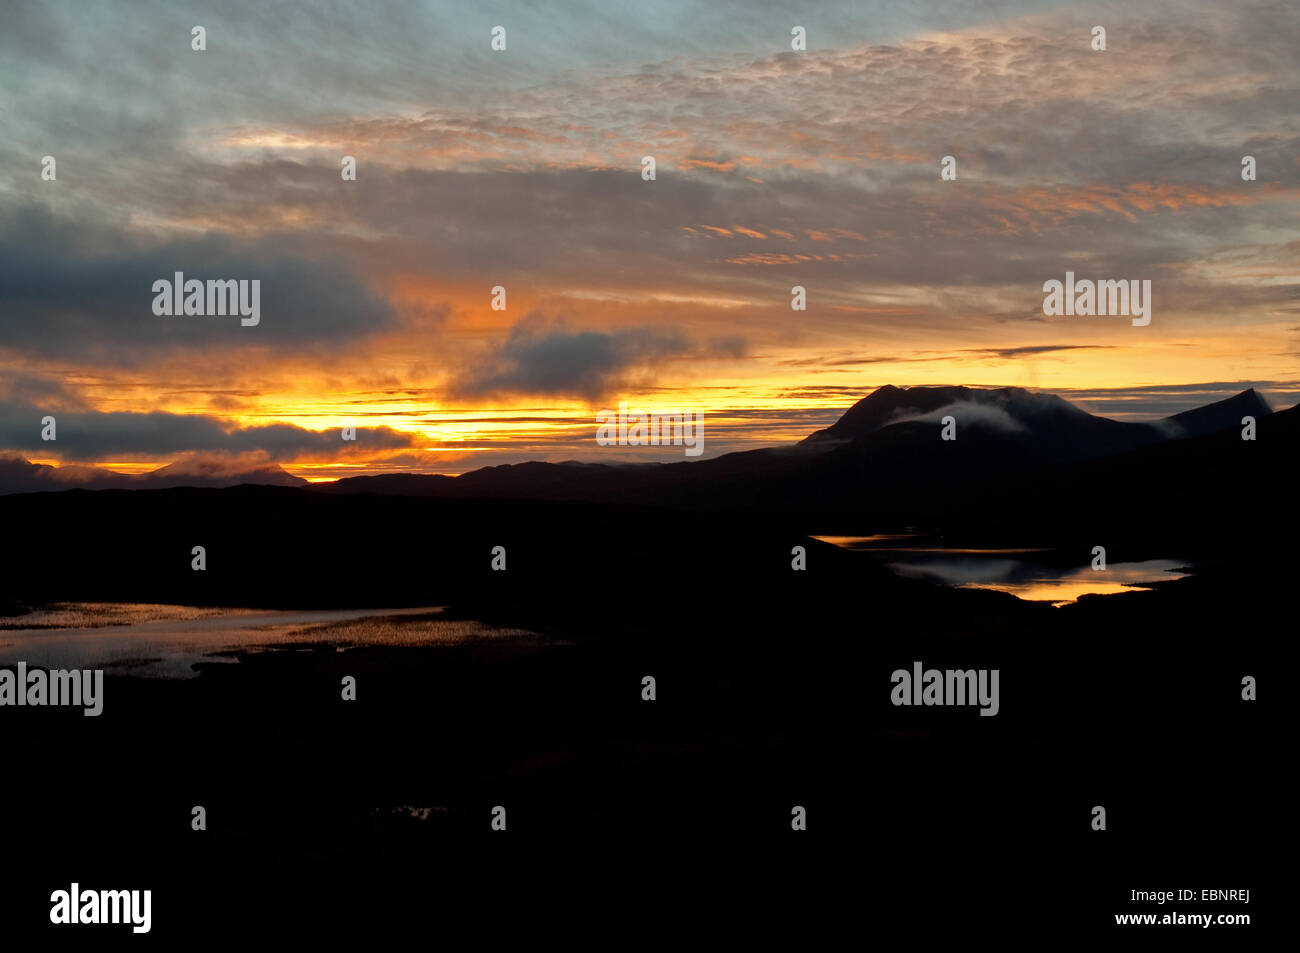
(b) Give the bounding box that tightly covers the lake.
[814,535,1190,606]
[0,604,541,678]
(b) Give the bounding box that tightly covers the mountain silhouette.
[1156,388,1272,438]
[907,397,1299,551]
[802,384,1270,446]
[800,385,1100,445]
[0,454,306,494]
[315,385,1275,511]
[0,386,1277,503]
[0,386,1283,893]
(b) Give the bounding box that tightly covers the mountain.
[1156,388,1272,439]
[801,384,1271,447]
[316,385,1274,511]
[136,460,307,489]
[1,386,1275,506]
[0,455,306,495]
[800,385,1096,445]
[907,399,1300,552]
[799,384,1166,470]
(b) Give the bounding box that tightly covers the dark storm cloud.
[0,203,396,365]
[450,315,725,400]
[0,398,419,462]
[0,369,90,411]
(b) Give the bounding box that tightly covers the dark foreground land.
[0,482,1281,940]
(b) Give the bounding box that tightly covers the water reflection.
[814,536,1189,606]
[0,604,539,678]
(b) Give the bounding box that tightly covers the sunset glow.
[3,0,1297,480]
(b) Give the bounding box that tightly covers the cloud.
[0,398,420,463]
[0,203,397,365]
[0,369,90,411]
[889,400,1029,434]
[6,0,1296,366]
[1,0,1297,466]
[449,315,711,400]
[963,345,1115,359]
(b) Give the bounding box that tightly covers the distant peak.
[1158,388,1273,439]
[1233,387,1269,407]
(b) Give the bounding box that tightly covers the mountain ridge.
[0,454,306,495]
[314,385,1274,504]
[0,385,1276,498]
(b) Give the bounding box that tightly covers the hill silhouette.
[0,454,305,494]
[2,386,1290,610]
[0,385,1278,934]
[314,385,1278,517]
[2,386,1274,503]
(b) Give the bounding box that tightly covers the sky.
[1,0,1297,480]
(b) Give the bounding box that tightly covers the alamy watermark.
[891,661,1000,716]
[152,272,260,326]
[0,662,103,716]
[50,883,151,933]
[1043,271,1150,326]
[596,402,704,457]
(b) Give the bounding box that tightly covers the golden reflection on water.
[958,562,1188,606]
[814,537,1188,606]
[961,579,1154,607]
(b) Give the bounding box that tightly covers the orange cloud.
[678,158,738,172]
